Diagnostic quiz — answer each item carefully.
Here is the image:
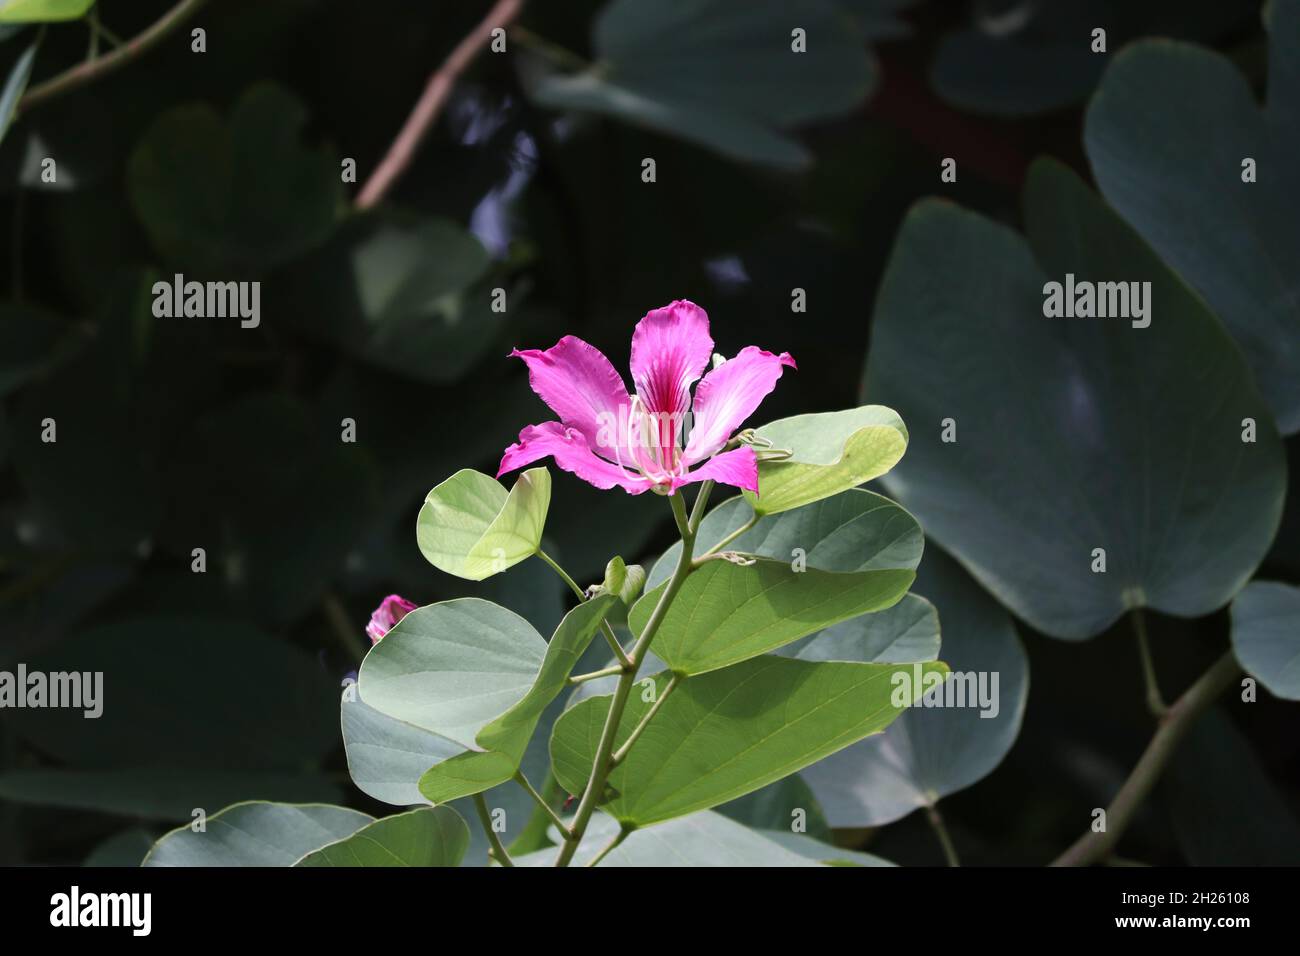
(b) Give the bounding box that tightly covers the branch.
[1051,651,1241,867]
[18,0,208,115]
[354,0,526,210]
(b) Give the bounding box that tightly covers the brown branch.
[18,0,209,115]
[1051,652,1241,867]
[354,0,526,210]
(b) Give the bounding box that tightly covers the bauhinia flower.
[366,594,417,644]
[498,300,795,495]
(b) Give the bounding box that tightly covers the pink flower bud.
[366,594,417,644]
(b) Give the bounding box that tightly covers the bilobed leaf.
[143,802,373,867]
[629,557,913,675]
[357,599,545,748]
[550,656,947,826]
[416,468,550,581]
[1230,580,1300,700]
[341,696,462,806]
[0,0,92,22]
[296,806,468,867]
[1085,2,1300,432]
[799,546,1028,827]
[418,596,615,803]
[127,82,341,273]
[744,407,909,515]
[530,0,874,169]
[648,489,922,589]
[864,160,1286,639]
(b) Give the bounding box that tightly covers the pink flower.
[498,300,795,495]
[366,594,417,644]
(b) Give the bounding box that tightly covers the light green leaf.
[864,160,1286,639]
[296,806,469,867]
[648,488,923,589]
[416,468,550,581]
[800,546,1028,826]
[0,0,92,23]
[550,656,947,826]
[630,557,913,675]
[143,802,373,867]
[418,597,615,803]
[1085,3,1300,432]
[781,592,940,664]
[0,32,35,146]
[529,0,874,169]
[744,406,909,515]
[357,598,545,748]
[1230,580,1300,700]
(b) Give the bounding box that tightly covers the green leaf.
[416,468,550,581]
[757,829,895,866]
[341,696,462,806]
[295,806,469,867]
[781,592,940,664]
[550,656,947,826]
[1085,4,1300,432]
[863,160,1286,639]
[744,407,909,516]
[0,769,342,820]
[516,811,826,866]
[143,802,373,867]
[358,599,545,748]
[272,216,497,385]
[127,82,341,274]
[0,0,92,23]
[0,32,35,146]
[529,0,874,169]
[1230,580,1300,700]
[800,546,1028,826]
[717,773,832,842]
[418,596,615,803]
[629,557,913,675]
[648,488,923,589]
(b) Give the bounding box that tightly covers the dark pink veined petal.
[683,347,796,463]
[669,445,759,495]
[498,421,654,495]
[510,336,633,460]
[629,301,714,463]
[366,594,417,644]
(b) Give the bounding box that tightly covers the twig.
[514,771,568,834]
[925,802,960,867]
[1132,608,1167,716]
[1051,652,1241,866]
[473,793,515,867]
[18,0,208,114]
[586,824,631,867]
[354,0,526,209]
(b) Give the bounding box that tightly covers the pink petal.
[367,594,417,644]
[669,445,759,495]
[498,421,654,494]
[510,336,632,461]
[683,347,796,463]
[630,299,714,437]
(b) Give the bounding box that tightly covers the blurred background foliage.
[0,0,1295,866]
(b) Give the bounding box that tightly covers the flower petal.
[367,594,417,644]
[630,300,714,421]
[498,421,653,494]
[510,336,632,460]
[670,445,759,495]
[683,347,796,462]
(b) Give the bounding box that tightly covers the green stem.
[586,824,631,867]
[699,513,757,559]
[1051,651,1240,867]
[537,548,631,669]
[611,673,680,766]
[1132,608,1167,717]
[514,770,567,833]
[19,0,209,114]
[553,493,698,866]
[569,664,623,685]
[473,793,515,867]
[925,802,960,867]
